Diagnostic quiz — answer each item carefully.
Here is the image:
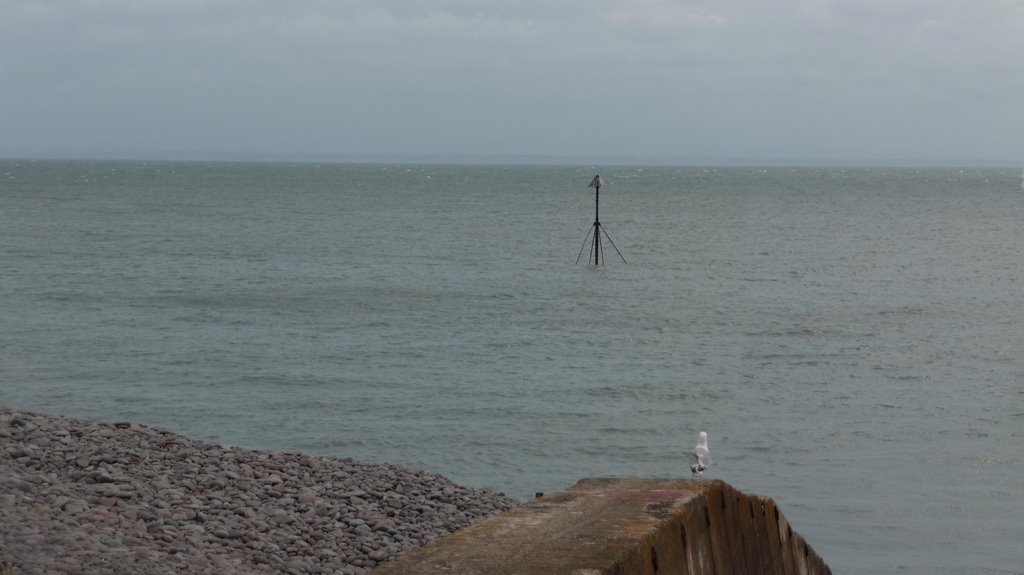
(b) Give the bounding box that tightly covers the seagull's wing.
[693,446,711,467]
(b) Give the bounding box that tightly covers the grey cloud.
[1,0,1021,163]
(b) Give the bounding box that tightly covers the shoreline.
[0,405,518,574]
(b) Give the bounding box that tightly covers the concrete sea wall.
[371,477,831,575]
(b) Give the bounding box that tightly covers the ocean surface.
[2,160,1023,574]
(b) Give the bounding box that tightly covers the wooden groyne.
[371,478,831,575]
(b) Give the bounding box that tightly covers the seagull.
[689,431,712,479]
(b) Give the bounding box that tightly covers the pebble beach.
[0,405,519,574]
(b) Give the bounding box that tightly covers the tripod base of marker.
[576,222,627,265]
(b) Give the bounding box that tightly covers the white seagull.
[689,431,712,479]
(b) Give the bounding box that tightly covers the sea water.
[2,160,1022,574]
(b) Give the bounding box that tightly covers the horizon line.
[1,150,1020,169]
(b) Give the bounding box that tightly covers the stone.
[62,500,89,514]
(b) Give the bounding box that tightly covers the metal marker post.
[576,175,626,265]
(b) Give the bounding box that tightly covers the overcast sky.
[2,1,1022,164]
